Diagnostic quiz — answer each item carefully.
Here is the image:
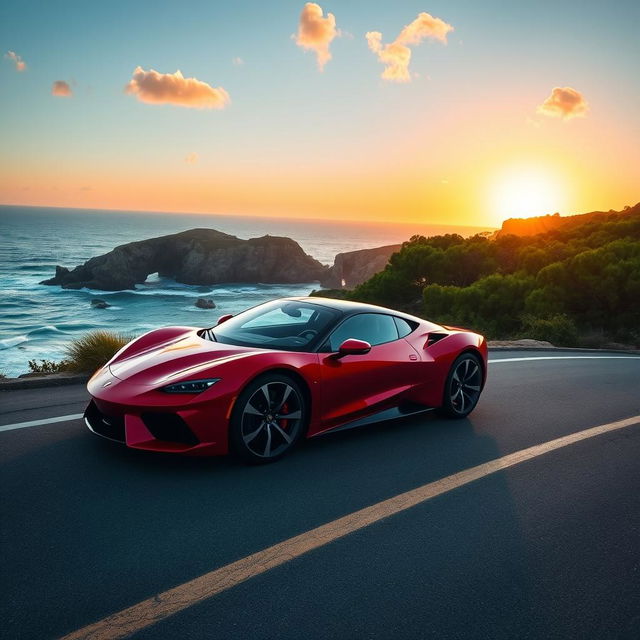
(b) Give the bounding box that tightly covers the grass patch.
[64,330,131,374]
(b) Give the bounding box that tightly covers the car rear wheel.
[437,352,483,419]
[230,373,307,464]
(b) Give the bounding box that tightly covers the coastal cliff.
[41,229,328,290]
[320,244,402,289]
[495,203,640,238]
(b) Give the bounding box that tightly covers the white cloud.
[366,12,453,82]
[5,51,26,72]
[537,87,588,120]
[52,80,72,97]
[125,67,230,109]
[295,3,338,71]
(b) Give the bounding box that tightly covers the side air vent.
[426,333,449,347]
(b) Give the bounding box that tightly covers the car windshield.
[202,300,339,351]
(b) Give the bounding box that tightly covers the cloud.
[295,3,338,71]
[125,67,230,109]
[5,51,26,72]
[184,152,199,164]
[366,12,453,82]
[537,86,588,120]
[52,81,72,97]
[232,57,244,66]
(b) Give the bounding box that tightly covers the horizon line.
[0,202,498,230]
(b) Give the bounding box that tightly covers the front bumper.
[85,367,234,455]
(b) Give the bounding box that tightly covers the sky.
[1,0,639,227]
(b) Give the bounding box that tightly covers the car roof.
[284,296,434,326]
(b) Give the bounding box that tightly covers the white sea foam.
[0,335,28,350]
[26,325,67,336]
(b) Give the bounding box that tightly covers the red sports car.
[85,297,487,463]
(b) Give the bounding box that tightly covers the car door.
[317,313,420,430]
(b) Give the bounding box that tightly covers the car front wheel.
[229,373,307,464]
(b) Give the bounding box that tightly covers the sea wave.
[26,325,69,337]
[17,264,52,271]
[131,288,217,297]
[0,335,28,350]
[38,281,315,299]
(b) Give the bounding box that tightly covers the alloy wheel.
[240,381,303,459]
[449,356,482,414]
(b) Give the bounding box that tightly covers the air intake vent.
[141,413,199,446]
[426,333,448,347]
[84,400,126,442]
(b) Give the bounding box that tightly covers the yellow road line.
[61,414,640,640]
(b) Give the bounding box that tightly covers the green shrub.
[28,359,71,374]
[520,314,579,347]
[64,331,131,374]
[423,273,536,338]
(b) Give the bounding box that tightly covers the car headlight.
[161,378,220,394]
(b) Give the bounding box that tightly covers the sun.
[490,168,567,224]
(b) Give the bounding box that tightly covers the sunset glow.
[490,168,567,223]
[1,1,638,226]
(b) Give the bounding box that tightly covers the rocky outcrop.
[195,298,216,309]
[320,244,402,289]
[41,229,328,291]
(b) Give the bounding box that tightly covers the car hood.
[108,335,259,386]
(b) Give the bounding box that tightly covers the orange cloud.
[295,3,338,71]
[52,81,72,97]
[184,152,199,164]
[125,67,230,109]
[366,12,453,82]
[537,86,588,120]
[5,51,26,72]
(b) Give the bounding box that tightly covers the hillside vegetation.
[314,204,640,346]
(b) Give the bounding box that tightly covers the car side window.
[394,316,417,338]
[324,313,399,351]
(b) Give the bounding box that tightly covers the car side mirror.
[216,314,233,326]
[335,338,371,358]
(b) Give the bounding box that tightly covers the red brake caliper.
[280,403,289,431]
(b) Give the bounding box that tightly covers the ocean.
[0,205,490,377]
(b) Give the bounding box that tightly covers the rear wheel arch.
[458,347,487,387]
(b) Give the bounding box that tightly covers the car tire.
[229,373,308,464]
[437,352,483,419]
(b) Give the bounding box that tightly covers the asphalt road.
[1,350,639,639]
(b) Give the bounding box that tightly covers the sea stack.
[41,229,328,291]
